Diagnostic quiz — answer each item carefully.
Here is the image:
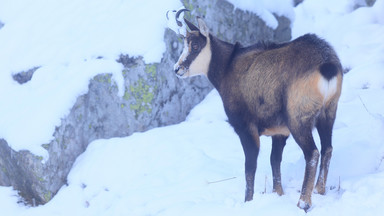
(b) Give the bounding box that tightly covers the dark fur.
[178,20,343,211]
[320,63,339,80]
[180,32,207,71]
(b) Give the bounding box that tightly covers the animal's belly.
[261,126,290,136]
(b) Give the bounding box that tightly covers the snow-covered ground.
[1,0,384,215]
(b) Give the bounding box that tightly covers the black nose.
[174,66,180,74]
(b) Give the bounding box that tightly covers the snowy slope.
[1,0,384,215]
[0,0,182,157]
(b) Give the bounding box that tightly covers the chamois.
[167,10,343,211]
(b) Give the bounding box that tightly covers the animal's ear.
[197,17,209,38]
[184,18,199,31]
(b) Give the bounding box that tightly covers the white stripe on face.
[174,39,190,72]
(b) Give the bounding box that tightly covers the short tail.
[319,63,339,81]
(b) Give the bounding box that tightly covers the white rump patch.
[318,76,338,103]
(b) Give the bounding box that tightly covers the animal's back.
[224,34,342,130]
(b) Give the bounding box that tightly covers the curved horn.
[166,10,176,20]
[175,9,190,27]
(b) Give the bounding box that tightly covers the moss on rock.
[129,77,155,117]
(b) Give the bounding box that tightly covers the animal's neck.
[207,35,238,90]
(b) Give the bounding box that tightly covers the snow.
[0,0,182,157]
[227,0,295,29]
[1,0,384,215]
[292,0,384,70]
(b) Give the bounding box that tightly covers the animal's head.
[166,9,212,78]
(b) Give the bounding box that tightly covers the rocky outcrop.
[12,67,40,84]
[184,0,291,45]
[0,0,291,205]
[365,0,376,6]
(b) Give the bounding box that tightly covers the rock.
[0,0,291,205]
[365,0,376,7]
[294,0,304,6]
[184,0,291,45]
[12,67,40,84]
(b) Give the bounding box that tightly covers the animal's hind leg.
[315,105,337,195]
[289,122,319,212]
[270,135,288,195]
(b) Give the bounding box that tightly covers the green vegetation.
[123,90,131,101]
[94,74,112,84]
[35,156,43,161]
[43,191,52,202]
[145,64,157,78]
[129,77,155,117]
[41,144,50,150]
[125,63,159,118]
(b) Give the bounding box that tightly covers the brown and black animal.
[167,10,343,211]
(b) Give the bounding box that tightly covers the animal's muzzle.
[174,66,180,74]
[174,65,187,77]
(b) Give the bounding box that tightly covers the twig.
[358,95,373,116]
[263,175,267,194]
[207,177,236,184]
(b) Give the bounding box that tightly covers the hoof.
[273,186,284,196]
[244,196,253,202]
[315,184,326,195]
[297,199,311,212]
[244,189,254,202]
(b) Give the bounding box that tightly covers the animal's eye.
[192,43,199,51]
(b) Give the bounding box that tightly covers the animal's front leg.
[235,124,260,202]
[245,169,256,201]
